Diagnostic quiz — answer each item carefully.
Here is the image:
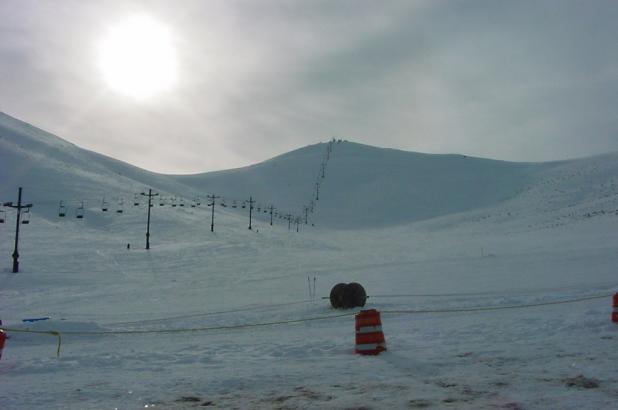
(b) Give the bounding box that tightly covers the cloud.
[1,0,617,173]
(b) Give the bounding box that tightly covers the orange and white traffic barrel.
[0,329,6,360]
[612,293,618,323]
[355,309,386,355]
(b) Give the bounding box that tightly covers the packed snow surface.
[1,112,617,409]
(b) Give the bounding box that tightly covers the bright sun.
[97,14,177,99]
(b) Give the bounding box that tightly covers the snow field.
[2,204,618,409]
[2,112,618,408]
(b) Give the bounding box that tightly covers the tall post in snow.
[141,189,158,250]
[3,187,33,273]
[207,194,220,232]
[247,196,255,230]
[268,205,275,226]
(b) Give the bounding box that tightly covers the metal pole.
[12,187,22,273]
[211,197,215,232]
[146,189,152,250]
[4,187,32,273]
[141,189,158,250]
[208,194,219,232]
[248,196,254,230]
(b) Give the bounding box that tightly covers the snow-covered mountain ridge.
[3,111,618,229]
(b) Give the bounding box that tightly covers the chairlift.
[116,198,124,214]
[179,199,185,207]
[58,201,66,217]
[0,209,5,223]
[241,202,246,209]
[21,208,31,224]
[76,202,85,219]
[172,197,177,207]
[232,201,237,209]
[101,198,108,212]
[133,194,140,206]
[220,200,227,207]
[159,196,165,206]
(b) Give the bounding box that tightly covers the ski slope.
[1,112,618,409]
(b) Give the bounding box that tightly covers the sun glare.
[97,14,177,99]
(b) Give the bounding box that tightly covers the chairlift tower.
[247,196,255,230]
[207,194,220,232]
[268,205,276,226]
[3,187,33,273]
[141,189,159,250]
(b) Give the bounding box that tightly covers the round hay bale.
[329,283,347,308]
[344,282,367,308]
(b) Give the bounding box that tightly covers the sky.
[1,0,617,174]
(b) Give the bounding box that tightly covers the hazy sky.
[1,0,617,173]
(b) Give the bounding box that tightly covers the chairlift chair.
[232,201,237,208]
[0,209,5,223]
[116,198,124,214]
[133,194,140,206]
[172,197,177,207]
[102,198,108,212]
[76,202,85,219]
[58,201,66,217]
[21,208,31,224]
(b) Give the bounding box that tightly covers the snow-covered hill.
[1,112,618,409]
[5,111,618,230]
[174,142,550,228]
